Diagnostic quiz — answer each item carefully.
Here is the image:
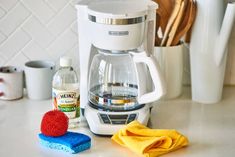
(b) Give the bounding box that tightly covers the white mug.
[24,60,55,100]
[0,66,23,100]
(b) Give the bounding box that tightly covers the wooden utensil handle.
[161,0,183,46]
[172,0,197,45]
[167,0,187,46]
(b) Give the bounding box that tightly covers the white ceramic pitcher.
[190,1,235,104]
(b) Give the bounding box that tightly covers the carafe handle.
[132,52,165,104]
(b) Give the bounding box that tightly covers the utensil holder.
[153,44,184,99]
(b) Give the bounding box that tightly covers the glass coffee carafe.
[88,48,164,112]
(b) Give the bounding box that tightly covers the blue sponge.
[38,131,91,154]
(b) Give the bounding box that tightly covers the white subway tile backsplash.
[0,7,6,19]
[0,0,79,73]
[70,0,82,6]
[0,31,6,44]
[0,29,31,61]
[0,0,234,85]
[22,16,55,48]
[46,0,69,12]
[5,52,29,67]
[22,0,55,24]
[47,4,76,37]
[71,21,78,34]
[0,2,30,36]
[0,54,6,65]
[66,44,79,72]
[0,0,18,11]
[48,29,77,60]
[22,41,52,61]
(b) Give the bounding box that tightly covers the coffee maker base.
[85,103,151,135]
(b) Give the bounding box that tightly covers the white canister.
[153,44,184,99]
[0,66,24,100]
[24,60,55,100]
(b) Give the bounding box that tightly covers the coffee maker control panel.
[99,113,137,125]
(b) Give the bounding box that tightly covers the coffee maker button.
[100,114,108,118]
[129,114,137,119]
[108,114,128,120]
[127,114,137,123]
[99,114,111,124]
[111,120,126,125]
[103,119,111,124]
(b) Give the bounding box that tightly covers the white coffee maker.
[76,0,165,135]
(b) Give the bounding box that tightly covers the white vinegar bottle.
[52,57,80,128]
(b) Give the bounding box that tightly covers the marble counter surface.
[0,87,235,157]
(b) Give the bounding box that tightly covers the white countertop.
[0,87,235,157]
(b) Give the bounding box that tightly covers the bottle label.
[52,88,80,119]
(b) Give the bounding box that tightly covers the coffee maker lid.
[87,0,157,19]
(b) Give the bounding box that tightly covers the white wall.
[0,0,234,84]
[0,0,79,72]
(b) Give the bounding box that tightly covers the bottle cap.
[60,57,72,67]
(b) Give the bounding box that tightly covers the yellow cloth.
[111,121,189,157]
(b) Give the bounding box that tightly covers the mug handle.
[131,51,166,104]
[0,78,4,96]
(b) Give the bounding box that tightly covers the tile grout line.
[19,0,55,25]
[4,50,30,66]
[43,0,57,13]
[0,4,32,47]
[0,30,7,45]
[0,0,19,12]
[45,23,77,52]
[21,51,31,60]
[70,21,78,35]
[0,5,7,19]
[3,29,32,66]
[19,13,57,48]
[45,1,72,27]
[20,37,53,60]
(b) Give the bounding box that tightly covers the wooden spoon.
[171,0,191,45]
[154,0,174,33]
[161,0,183,46]
[171,0,197,45]
[155,14,162,46]
[153,0,174,46]
[166,0,187,46]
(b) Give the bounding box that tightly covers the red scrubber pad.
[41,110,68,137]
